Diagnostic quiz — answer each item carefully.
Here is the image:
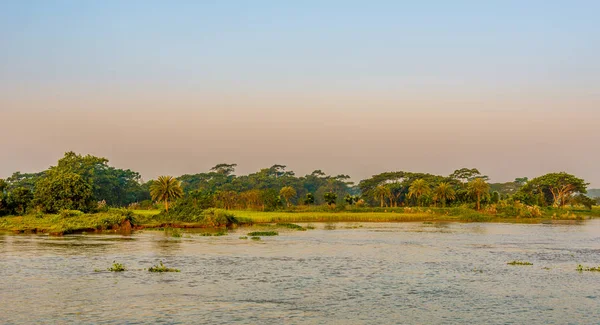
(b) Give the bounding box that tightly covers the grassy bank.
[1,206,597,235]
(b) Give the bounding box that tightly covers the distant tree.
[0,179,8,215]
[468,178,490,210]
[490,191,500,204]
[523,172,588,208]
[150,176,183,212]
[303,193,315,205]
[210,163,237,176]
[260,189,281,211]
[344,194,359,205]
[433,182,456,207]
[324,192,337,206]
[34,171,95,213]
[571,194,595,210]
[450,168,488,183]
[8,187,33,215]
[215,190,238,210]
[514,177,529,187]
[279,186,297,207]
[374,185,391,207]
[408,179,431,207]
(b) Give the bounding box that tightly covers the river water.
[1,221,599,324]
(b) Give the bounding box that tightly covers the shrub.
[59,210,84,218]
[108,262,126,272]
[148,261,180,273]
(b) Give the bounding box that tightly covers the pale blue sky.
[1,1,599,185]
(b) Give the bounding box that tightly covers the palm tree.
[407,179,430,207]
[150,176,183,212]
[433,182,456,207]
[374,185,391,207]
[279,186,297,207]
[468,178,490,210]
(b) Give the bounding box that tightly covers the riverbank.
[1,206,598,235]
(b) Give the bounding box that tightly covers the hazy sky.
[1,1,599,186]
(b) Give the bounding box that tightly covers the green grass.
[231,210,448,224]
[507,260,533,266]
[247,231,278,236]
[0,209,135,235]
[148,261,180,273]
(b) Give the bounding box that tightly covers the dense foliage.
[0,152,597,217]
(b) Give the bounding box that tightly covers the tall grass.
[229,210,454,223]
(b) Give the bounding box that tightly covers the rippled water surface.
[1,221,600,324]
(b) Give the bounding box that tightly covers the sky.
[1,0,599,186]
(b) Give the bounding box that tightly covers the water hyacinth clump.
[507,260,533,266]
[148,261,180,273]
[199,231,227,237]
[576,264,600,272]
[276,223,306,231]
[108,262,126,272]
[251,236,261,241]
[247,231,278,236]
[239,236,248,239]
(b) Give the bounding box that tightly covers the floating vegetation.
[247,231,278,236]
[306,224,316,230]
[276,223,306,231]
[324,223,336,230]
[576,264,600,272]
[108,262,126,272]
[199,231,227,237]
[239,236,248,240]
[507,260,533,266]
[171,228,182,238]
[251,236,261,241]
[148,261,180,273]
[423,221,433,225]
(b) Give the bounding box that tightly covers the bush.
[59,210,84,218]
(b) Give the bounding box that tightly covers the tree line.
[0,152,597,216]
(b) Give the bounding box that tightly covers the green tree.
[8,187,33,215]
[408,179,430,207]
[345,194,359,205]
[150,176,183,212]
[324,192,337,206]
[34,171,95,213]
[433,182,456,207]
[490,191,500,204]
[303,193,315,205]
[374,185,391,207]
[279,186,297,207]
[522,172,588,208]
[468,178,490,210]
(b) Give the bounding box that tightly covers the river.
[1,221,599,324]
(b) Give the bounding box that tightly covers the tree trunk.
[165,200,169,212]
[476,194,481,210]
[380,196,384,208]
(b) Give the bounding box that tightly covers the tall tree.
[520,172,588,208]
[408,179,431,207]
[433,182,456,207]
[34,171,95,213]
[279,186,297,207]
[468,178,490,210]
[150,176,183,212]
[374,185,391,207]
